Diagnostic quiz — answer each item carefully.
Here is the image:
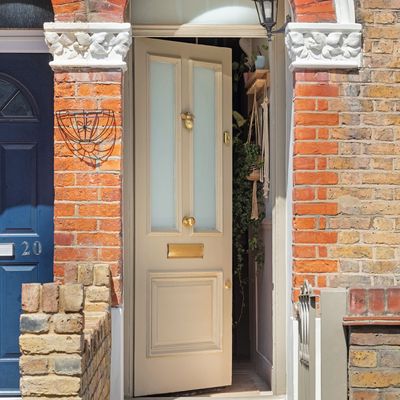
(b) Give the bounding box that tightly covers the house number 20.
[21,241,42,256]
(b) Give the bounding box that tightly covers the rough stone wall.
[292,0,400,300]
[346,288,400,399]
[19,264,111,400]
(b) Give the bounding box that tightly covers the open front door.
[134,38,232,396]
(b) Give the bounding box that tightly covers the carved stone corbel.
[285,23,362,70]
[44,22,132,71]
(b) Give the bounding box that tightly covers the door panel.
[148,271,223,356]
[0,54,53,395]
[149,56,182,232]
[135,38,232,396]
[1,266,38,356]
[191,61,221,233]
[1,143,38,232]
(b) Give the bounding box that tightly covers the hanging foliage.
[232,111,265,327]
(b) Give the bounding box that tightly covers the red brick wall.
[290,0,337,22]
[288,0,339,302]
[54,72,123,305]
[52,0,127,22]
[292,71,341,300]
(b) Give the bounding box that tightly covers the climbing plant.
[232,110,265,327]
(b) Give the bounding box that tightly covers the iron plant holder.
[56,109,117,167]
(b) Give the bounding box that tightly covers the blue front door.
[0,54,53,395]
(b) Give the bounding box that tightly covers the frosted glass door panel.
[150,58,179,231]
[132,0,259,25]
[192,64,221,232]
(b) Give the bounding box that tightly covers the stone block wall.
[292,0,400,300]
[19,264,111,400]
[345,287,400,399]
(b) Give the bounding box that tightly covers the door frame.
[123,5,292,397]
[0,30,48,53]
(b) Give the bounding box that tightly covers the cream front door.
[134,38,232,396]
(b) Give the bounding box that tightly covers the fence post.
[320,288,347,400]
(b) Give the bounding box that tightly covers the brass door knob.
[225,280,232,290]
[182,216,196,227]
[181,112,194,130]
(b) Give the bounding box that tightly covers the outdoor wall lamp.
[251,0,291,40]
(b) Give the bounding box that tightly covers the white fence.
[296,283,347,400]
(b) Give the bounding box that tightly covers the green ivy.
[232,111,265,327]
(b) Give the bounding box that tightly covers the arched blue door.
[0,54,53,395]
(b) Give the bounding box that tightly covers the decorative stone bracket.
[285,22,362,71]
[44,22,132,71]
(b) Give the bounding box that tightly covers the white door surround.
[123,5,292,398]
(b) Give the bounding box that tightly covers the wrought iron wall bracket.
[56,109,117,167]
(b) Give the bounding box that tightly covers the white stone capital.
[285,23,362,71]
[43,22,132,71]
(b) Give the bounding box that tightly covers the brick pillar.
[53,70,124,305]
[45,1,130,305]
[292,71,341,300]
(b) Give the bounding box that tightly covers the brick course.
[19,264,111,400]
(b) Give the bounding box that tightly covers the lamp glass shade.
[253,0,277,29]
[263,0,273,20]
